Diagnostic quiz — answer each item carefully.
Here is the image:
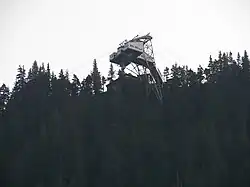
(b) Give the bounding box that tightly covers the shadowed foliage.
[1,51,250,187]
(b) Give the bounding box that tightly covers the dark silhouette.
[1,51,250,187]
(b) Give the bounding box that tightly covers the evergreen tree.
[39,62,46,74]
[222,52,229,69]
[197,65,204,84]
[71,74,81,96]
[12,65,26,94]
[46,63,51,78]
[80,78,85,95]
[28,60,39,80]
[91,59,102,94]
[45,63,52,96]
[237,52,241,65]
[82,75,93,95]
[65,69,69,81]
[2,50,250,187]
[241,50,250,81]
[0,84,9,114]
[228,51,233,64]
[206,55,218,83]
[186,68,197,87]
[163,66,170,82]
[107,63,115,82]
[101,76,106,92]
[170,63,181,87]
[56,69,71,96]
[217,51,223,71]
[59,69,65,80]
[51,71,57,80]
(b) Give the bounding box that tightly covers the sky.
[1,0,250,87]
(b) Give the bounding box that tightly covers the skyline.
[1,0,250,87]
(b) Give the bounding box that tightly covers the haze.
[1,0,250,87]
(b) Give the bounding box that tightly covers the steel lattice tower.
[109,33,163,104]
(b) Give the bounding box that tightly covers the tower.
[109,33,163,104]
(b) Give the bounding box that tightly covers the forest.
[1,50,250,187]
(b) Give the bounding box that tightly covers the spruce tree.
[91,59,101,94]
[59,69,65,80]
[237,52,241,66]
[197,65,204,84]
[163,66,170,82]
[13,65,26,94]
[0,84,9,114]
[28,60,39,80]
[84,75,93,95]
[107,63,115,82]
[46,63,51,78]
[241,50,250,81]
[71,74,81,96]
[101,76,106,92]
[39,62,45,74]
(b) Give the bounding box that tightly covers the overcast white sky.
[1,0,250,87]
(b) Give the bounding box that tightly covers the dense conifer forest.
[1,51,250,187]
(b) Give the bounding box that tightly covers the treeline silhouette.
[1,51,250,187]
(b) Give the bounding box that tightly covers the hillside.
[1,51,250,187]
